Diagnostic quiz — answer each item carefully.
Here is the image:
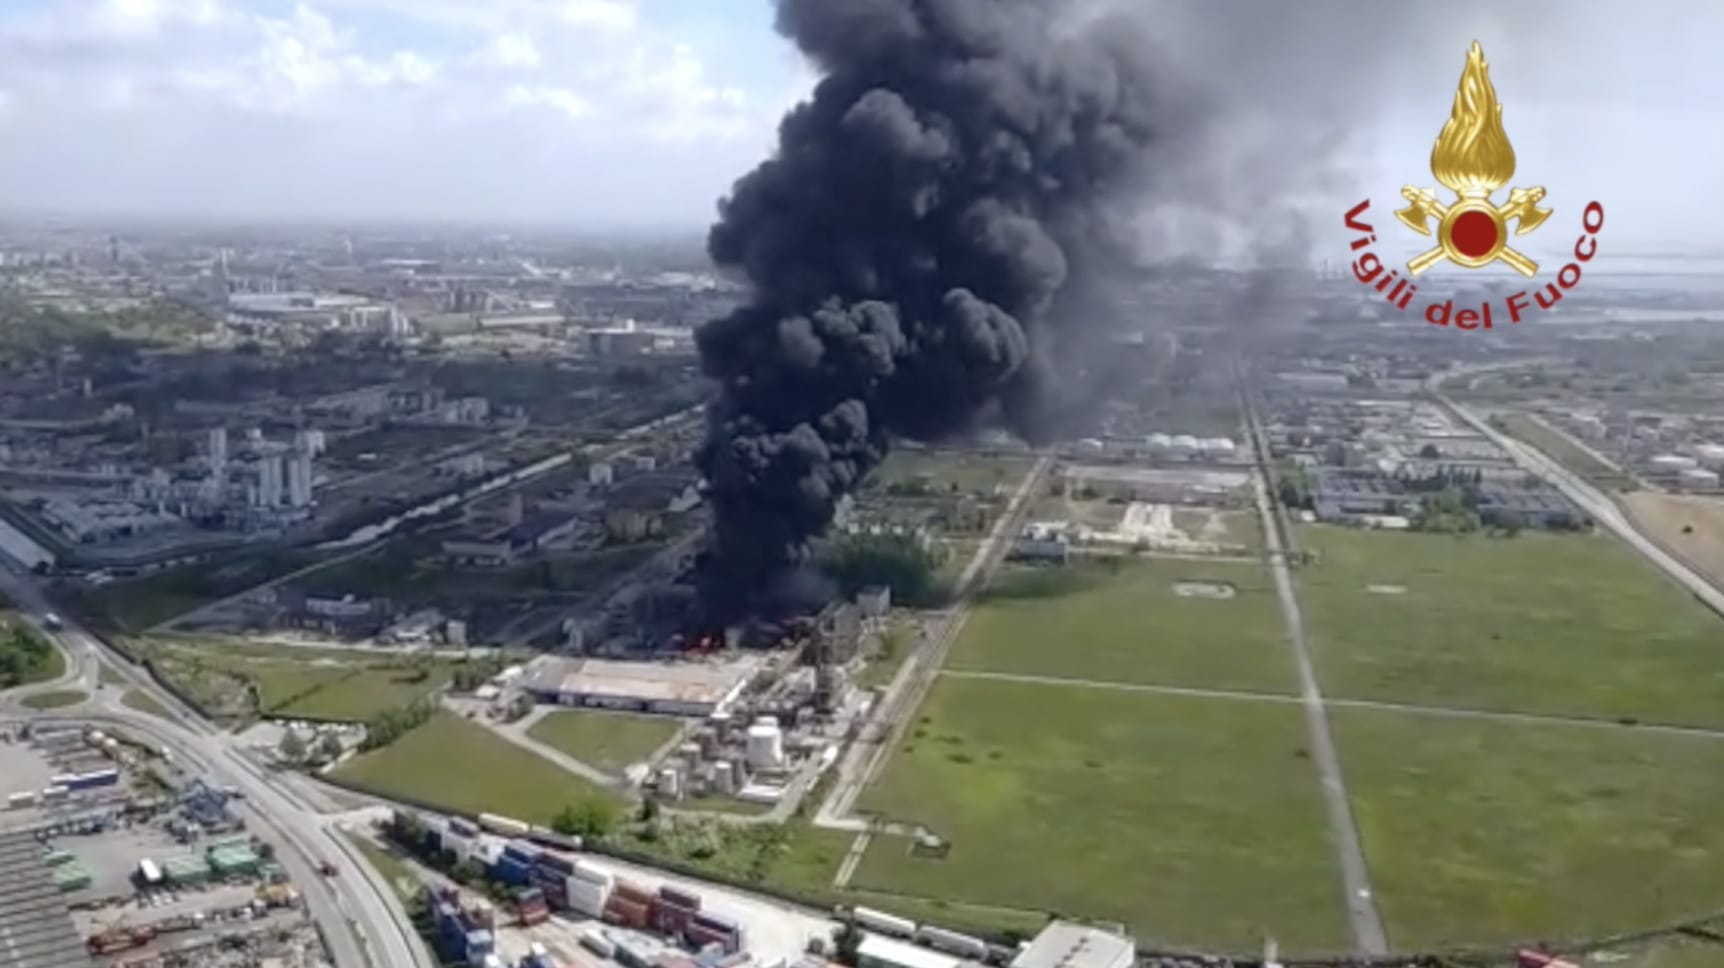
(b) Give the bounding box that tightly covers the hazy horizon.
[3,0,1723,258]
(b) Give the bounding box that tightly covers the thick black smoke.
[693,0,1157,617]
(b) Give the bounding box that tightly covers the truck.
[41,612,62,630]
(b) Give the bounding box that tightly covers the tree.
[821,533,945,606]
[278,730,307,763]
[317,732,345,762]
[552,798,618,839]
[1419,443,1440,459]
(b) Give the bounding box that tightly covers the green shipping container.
[209,847,260,876]
[206,835,252,853]
[42,849,74,867]
[53,864,91,892]
[163,856,211,885]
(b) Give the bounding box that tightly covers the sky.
[2,0,1723,251]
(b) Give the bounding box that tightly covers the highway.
[1437,390,1724,620]
[0,558,433,968]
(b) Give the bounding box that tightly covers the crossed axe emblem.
[1395,185,1553,278]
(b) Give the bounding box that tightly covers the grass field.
[346,833,420,902]
[872,450,1032,496]
[944,559,1296,695]
[853,677,1348,954]
[21,688,86,709]
[1332,706,1724,951]
[0,616,65,689]
[121,689,172,719]
[1623,491,1724,594]
[137,638,467,722]
[1298,526,1724,728]
[526,709,681,775]
[1494,412,1638,492]
[333,712,619,823]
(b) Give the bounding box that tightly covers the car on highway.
[41,612,63,630]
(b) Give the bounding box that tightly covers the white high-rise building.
[287,452,314,508]
[258,454,284,507]
[208,427,228,472]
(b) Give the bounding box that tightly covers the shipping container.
[503,840,542,863]
[535,852,576,875]
[685,922,740,956]
[652,896,696,936]
[612,879,654,905]
[914,926,988,960]
[479,813,532,837]
[449,818,481,837]
[849,907,916,939]
[519,907,550,927]
[527,827,582,851]
[65,769,119,791]
[41,785,69,802]
[1517,952,1577,968]
[659,885,701,910]
[603,897,651,930]
[566,877,611,918]
[6,791,36,808]
[580,930,617,959]
[691,911,739,935]
[616,942,654,968]
[570,859,614,886]
[493,856,532,886]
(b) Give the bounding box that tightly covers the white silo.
[1170,434,1198,457]
[745,723,784,769]
[1694,444,1724,470]
[1680,467,1720,490]
[1146,433,1172,454]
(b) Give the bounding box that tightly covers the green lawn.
[853,677,1348,954]
[274,666,453,721]
[21,688,86,709]
[346,833,421,902]
[1298,526,1724,727]
[944,559,1296,695]
[122,689,173,720]
[0,615,65,688]
[1333,706,1724,951]
[860,623,918,691]
[1493,412,1638,492]
[872,450,1032,496]
[526,709,681,775]
[333,712,619,824]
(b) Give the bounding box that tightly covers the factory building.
[1061,465,1250,507]
[1010,921,1137,968]
[519,657,755,717]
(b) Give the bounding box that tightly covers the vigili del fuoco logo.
[1343,41,1604,330]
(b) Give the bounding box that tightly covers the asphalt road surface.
[1242,381,1388,956]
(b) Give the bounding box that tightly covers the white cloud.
[474,32,540,69]
[0,0,801,226]
[559,0,636,32]
[504,83,594,120]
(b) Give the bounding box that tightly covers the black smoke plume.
[694,0,1157,618]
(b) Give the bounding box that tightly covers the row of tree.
[821,533,948,607]
[359,699,439,752]
[0,623,54,688]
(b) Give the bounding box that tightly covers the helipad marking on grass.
[1174,581,1236,599]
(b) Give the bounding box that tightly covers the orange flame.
[1430,41,1516,197]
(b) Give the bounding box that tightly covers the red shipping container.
[613,880,653,906]
[604,897,651,930]
[1517,952,1577,968]
[518,907,549,927]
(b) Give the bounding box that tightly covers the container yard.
[0,720,334,967]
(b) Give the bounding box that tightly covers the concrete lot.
[0,734,56,797]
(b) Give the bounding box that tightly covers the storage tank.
[1146,433,1172,453]
[658,768,682,799]
[1204,437,1236,456]
[1695,443,1724,469]
[1170,434,1198,456]
[711,759,736,795]
[1680,467,1720,490]
[1651,454,1698,472]
[744,724,784,769]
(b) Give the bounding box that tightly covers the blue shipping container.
[504,840,541,861]
[66,770,119,791]
[494,857,532,886]
[465,929,495,953]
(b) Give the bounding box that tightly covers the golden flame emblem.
[1395,41,1552,277]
